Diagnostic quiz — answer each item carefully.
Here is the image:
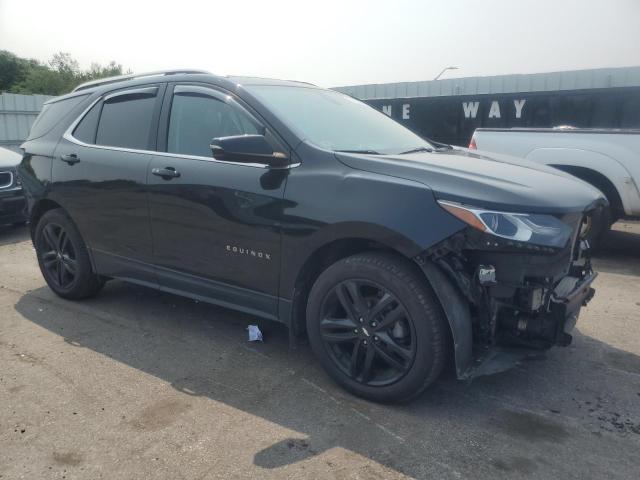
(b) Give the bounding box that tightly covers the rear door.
[147,83,289,319]
[54,84,165,285]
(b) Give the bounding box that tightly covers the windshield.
[246,85,433,154]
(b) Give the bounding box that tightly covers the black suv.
[19,70,603,402]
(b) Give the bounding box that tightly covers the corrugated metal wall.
[0,93,53,152]
[335,66,640,100]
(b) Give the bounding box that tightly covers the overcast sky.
[1,0,639,88]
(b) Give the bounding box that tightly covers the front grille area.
[0,171,13,189]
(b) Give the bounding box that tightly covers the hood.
[336,147,605,214]
[0,147,21,169]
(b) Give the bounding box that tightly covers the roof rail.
[72,69,212,92]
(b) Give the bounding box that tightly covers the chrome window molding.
[0,171,14,189]
[63,95,300,170]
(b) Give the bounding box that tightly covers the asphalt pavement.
[1,222,639,479]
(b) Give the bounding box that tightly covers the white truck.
[469,127,640,245]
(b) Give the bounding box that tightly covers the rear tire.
[34,209,105,299]
[306,252,447,403]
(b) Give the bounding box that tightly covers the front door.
[147,84,289,319]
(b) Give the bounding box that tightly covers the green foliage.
[0,50,129,96]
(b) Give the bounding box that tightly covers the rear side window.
[72,102,101,144]
[167,91,260,157]
[27,94,88,140]
[95,87,158,150]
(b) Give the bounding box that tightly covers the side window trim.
[104,86,158,102]
[173,84,227,101]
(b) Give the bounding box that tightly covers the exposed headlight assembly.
[438,200,574,249]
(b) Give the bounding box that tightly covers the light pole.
[434,66,459,80]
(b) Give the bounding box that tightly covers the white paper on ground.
[247,325,263,342]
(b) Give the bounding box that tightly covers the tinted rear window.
[95,90,157,150]
[27,94,88,140]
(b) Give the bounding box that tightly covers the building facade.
[335,66,640,147]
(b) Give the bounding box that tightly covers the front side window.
[167,90,260,157]
[246,85,433,154]
[95,89,157,150]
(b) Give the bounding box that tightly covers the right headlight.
[438,200,574,249]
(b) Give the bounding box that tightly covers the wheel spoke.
[373,305,405,331]
[57,261,65,286]
[345,281,367,314]
[377,331,413,361]
[336,282,365,321]
[59,231,69,253]
[43,225,58,251]
[42,250,58,268]
[321,330,359,343]
[361,344,376,382]
[366,292,394,322]
[373,343,408,372]
[349,339,363,377]
[62,257,77,275]
[43,258,58,269]
[320,317,357,330]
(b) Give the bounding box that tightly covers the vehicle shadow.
[0,223,30,246]
[14,280,640,479]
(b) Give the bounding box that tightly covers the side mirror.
[210,135,289,168]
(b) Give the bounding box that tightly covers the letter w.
[462,102,480,119]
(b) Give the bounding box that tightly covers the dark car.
[19,70,604,402]
[0,146,28,226]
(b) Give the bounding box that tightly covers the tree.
[0,50,38,92]
[1,51,128,95]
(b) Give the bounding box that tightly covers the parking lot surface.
[1,222,639,479]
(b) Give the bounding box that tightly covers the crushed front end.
[416,204,598,378]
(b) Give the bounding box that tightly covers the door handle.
[152,167,181,179]
[60,153,80,165]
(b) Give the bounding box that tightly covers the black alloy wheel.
[307,252,447,403]
[39,223,78,289]
[319,279,416,386]
[35,208,105,299]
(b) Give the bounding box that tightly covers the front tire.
[34,209,105,299]
[306,252,448,403]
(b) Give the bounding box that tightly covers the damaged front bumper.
[416,224,598,380]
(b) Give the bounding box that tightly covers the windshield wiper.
[398,146,433,155]
[430,140,454,151]
[336,149,381,155]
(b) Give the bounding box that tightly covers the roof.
[334,65,640,100]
